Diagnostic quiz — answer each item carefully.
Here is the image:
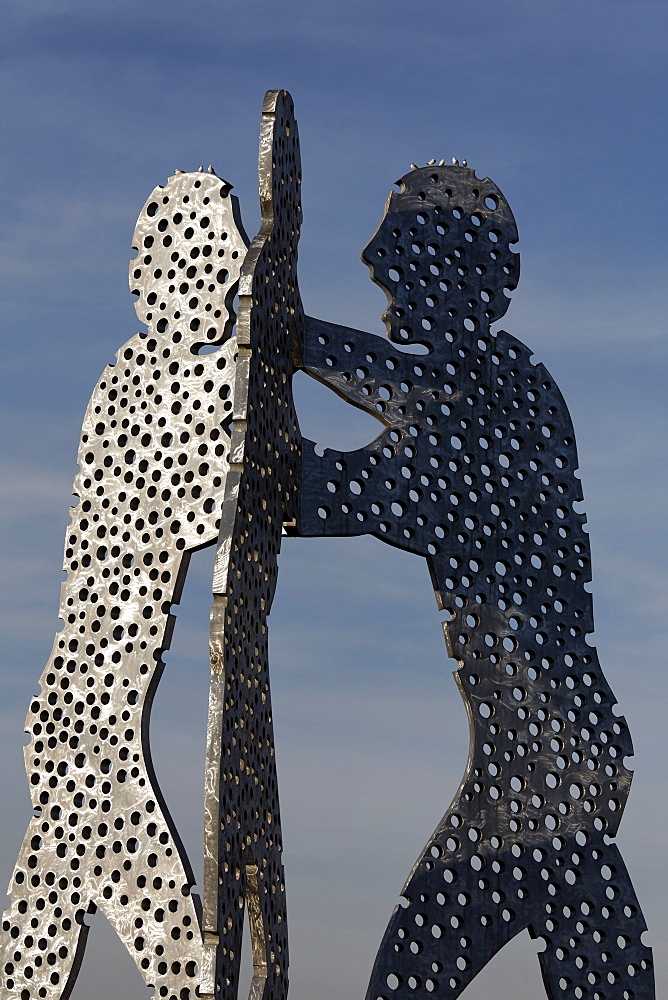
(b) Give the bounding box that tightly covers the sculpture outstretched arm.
[301,314,418,426]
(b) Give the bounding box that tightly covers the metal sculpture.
[0,90,301,1000]
[200,89,302,1000]
[296,165,655,1000]
[0,165,246,1000]
[0,91,654,1000]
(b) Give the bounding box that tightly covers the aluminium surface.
[296,162,655,999]
[0,96,655,1000]
[0,90,303,1000]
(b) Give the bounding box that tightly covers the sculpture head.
[129,170,248,350]
[362,164,519,349]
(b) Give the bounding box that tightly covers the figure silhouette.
[0,170,247,1000]
[297,163,654,1000]
[0,89,302,1000]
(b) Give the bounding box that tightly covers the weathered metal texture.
[0,89,301,1000]
[297,165,655,999]
[0,91,655,1000]
[200,90,302,1000]
[0,169,248,999]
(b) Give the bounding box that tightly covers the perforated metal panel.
[0,97,655,1000]
[297,164,655,1000]
[0,89,303,1000]
[0,168,247,999]
[201,88,302,1000]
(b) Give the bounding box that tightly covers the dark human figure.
[297,163,655,1000]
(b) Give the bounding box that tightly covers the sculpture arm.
[302,314,415,425]
[297,317,447,542]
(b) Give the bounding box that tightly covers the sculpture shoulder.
[492,327,575,437]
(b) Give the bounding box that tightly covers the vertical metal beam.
[201,90,303,1000]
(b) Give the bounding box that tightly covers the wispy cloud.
[0,0,665,995]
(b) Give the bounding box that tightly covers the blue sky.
[0,1,666,997]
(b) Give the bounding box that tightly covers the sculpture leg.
[212,839,244,1000]
[1,829,92,1000]
[210,749,288,1000]
[532,841,655,1000]
[2,793,203,1000]
[211,849,274,1000]
[95,860,200,999]
[365,843,531,1000]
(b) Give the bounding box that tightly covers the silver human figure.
[0,168,246,999]
[1,88,303,1000]
[297,164,655,999]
